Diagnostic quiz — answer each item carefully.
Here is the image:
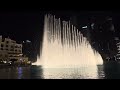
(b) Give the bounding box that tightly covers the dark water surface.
[0,62,120,79]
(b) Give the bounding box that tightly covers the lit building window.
[10,49,14,51]
[6,41,9,44]
[26,40,31,43]
[6,45,8,47]
[1,44,4,47]
[9,55,12,57]
[15,46,18,48]
[19,50,21,52]
[82,26,87,29]
[11,46,14,48]
[91,23,94,29]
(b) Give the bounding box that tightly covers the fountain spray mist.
[33,14,103,68]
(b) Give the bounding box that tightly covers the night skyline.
[1,8,120,79]
[1,10,120,41]
[1,9,120,60]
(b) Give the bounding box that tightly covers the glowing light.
[3,61,7,63]
[20,59,22,61]
[26,40,31,43]
[91,23,94,29]
[82,26,87,29]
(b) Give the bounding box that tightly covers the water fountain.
[33,14,103,79]
[32,14,103,79]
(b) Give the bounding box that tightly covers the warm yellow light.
[33,14,103,69]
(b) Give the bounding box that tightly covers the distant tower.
[88,17,96,30]
[100,16,117,60]
[101,16,116,42]
[105,16,115,32]
[87,17,102,53]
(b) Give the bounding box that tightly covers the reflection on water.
[42,67,98,79]
[0,62,120,79]
[30,66,43,79]
[103,62,120,79]
[0,62,119,79]
[0,66,31,79]
[18,67,23,79]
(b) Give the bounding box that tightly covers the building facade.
[87,17,118,61]
[0,36,28,63]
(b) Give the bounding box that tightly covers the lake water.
[0,62,120,79]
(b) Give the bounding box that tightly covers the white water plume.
[33,14,103,69]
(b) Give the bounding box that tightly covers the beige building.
[0,35,28,63]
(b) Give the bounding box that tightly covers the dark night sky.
[0,12,43,42]
[1,9,120,58]
[0,10,120,42]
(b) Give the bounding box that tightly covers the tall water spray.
[33,14,103,68]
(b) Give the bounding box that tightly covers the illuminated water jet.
[33,14,103,68]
